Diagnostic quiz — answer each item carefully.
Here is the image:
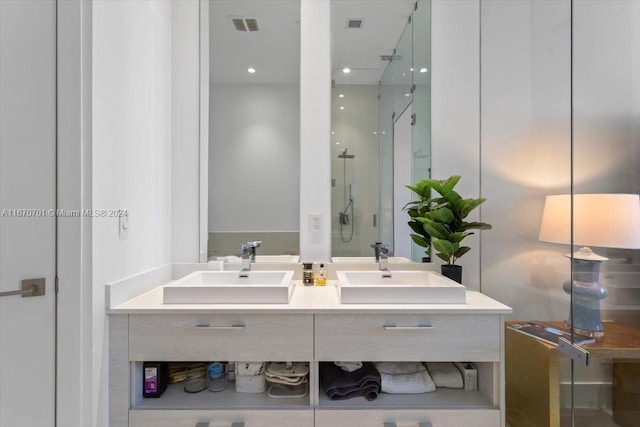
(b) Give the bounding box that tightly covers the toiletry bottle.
[315,263,327,286]
[302,262,314,286]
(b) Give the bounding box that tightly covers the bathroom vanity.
[109,278,511,427]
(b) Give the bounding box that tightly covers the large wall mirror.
[330,0,431,260]
[207,0,301,259]
[204,0,430,260]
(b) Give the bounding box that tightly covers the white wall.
[172,0,201,263]
[431,0,481,289]
[57,0,93,425]
[480,0,572,320]
[92,1,172,425]
[209,84,300,232]
[300,0,332,262]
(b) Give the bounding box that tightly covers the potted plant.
[404,180,435,262]
[407,175,491,283]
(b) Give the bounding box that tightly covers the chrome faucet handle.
[243,241,261,261]
[371,242,392,262]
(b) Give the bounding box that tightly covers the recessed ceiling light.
[331,131,335,135]
[410,68,414,72]
[247,67,256,74]
[420,68,428,73]
[336,142,340,145]
[340,106,345,110]
[338,94,345,98]
[382,131,386,135]
[373,131,377,135]
[342,68,351,74]
[404,93,411,97]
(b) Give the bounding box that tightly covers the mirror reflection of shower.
[337,148,356,242]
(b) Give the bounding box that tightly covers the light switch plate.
[119,212,129,237]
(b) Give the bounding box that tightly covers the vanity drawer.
[129,409,313,427]
[129,314,313,361]
[315,409,500,427]
[315,314,500,361]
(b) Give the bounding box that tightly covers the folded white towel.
[374,362,426,375]
[379,371,436,394]
[425,362,463,389]
[334,361,363,373]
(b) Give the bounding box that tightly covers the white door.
[0,1,57,426]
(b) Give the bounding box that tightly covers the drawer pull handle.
[383,325,434,330]
[194,422,244,427]
[194,324,245,330]
[383,423,432,427]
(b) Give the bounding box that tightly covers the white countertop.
[108,280,512,315]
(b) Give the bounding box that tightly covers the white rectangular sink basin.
[163,270,294,304]
[222,255,300,263]
[336,270,466,304]
[331,256,413,263]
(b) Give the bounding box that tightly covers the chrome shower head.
[337,148,355,159]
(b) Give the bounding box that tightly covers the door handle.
[0,278,45,298]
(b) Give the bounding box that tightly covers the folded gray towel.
[320,362,381,401]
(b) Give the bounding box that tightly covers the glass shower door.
[567,0,640,425]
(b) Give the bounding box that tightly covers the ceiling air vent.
[346,19,363,29]
[245,19,259,32]
[231,17,260,32]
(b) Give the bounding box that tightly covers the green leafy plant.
[404,180,435,258]
[405,175,491,265]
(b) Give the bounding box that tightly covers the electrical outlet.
[309,214,321,233]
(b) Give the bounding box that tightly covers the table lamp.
[539,194,640,337]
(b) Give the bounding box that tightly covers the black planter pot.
[441,264,462,284]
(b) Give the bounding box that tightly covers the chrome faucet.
[238,241,261,277]
[244,240,262,261]
[371,242,390,262]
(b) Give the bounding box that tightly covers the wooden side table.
[505,321,640,427]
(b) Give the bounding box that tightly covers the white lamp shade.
[539,194,640,249]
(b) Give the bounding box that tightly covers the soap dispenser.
[315,263,327,286]
[302,262,314,286]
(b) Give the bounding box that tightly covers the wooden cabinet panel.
[315,314,500,361]
[129,314,313,361]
